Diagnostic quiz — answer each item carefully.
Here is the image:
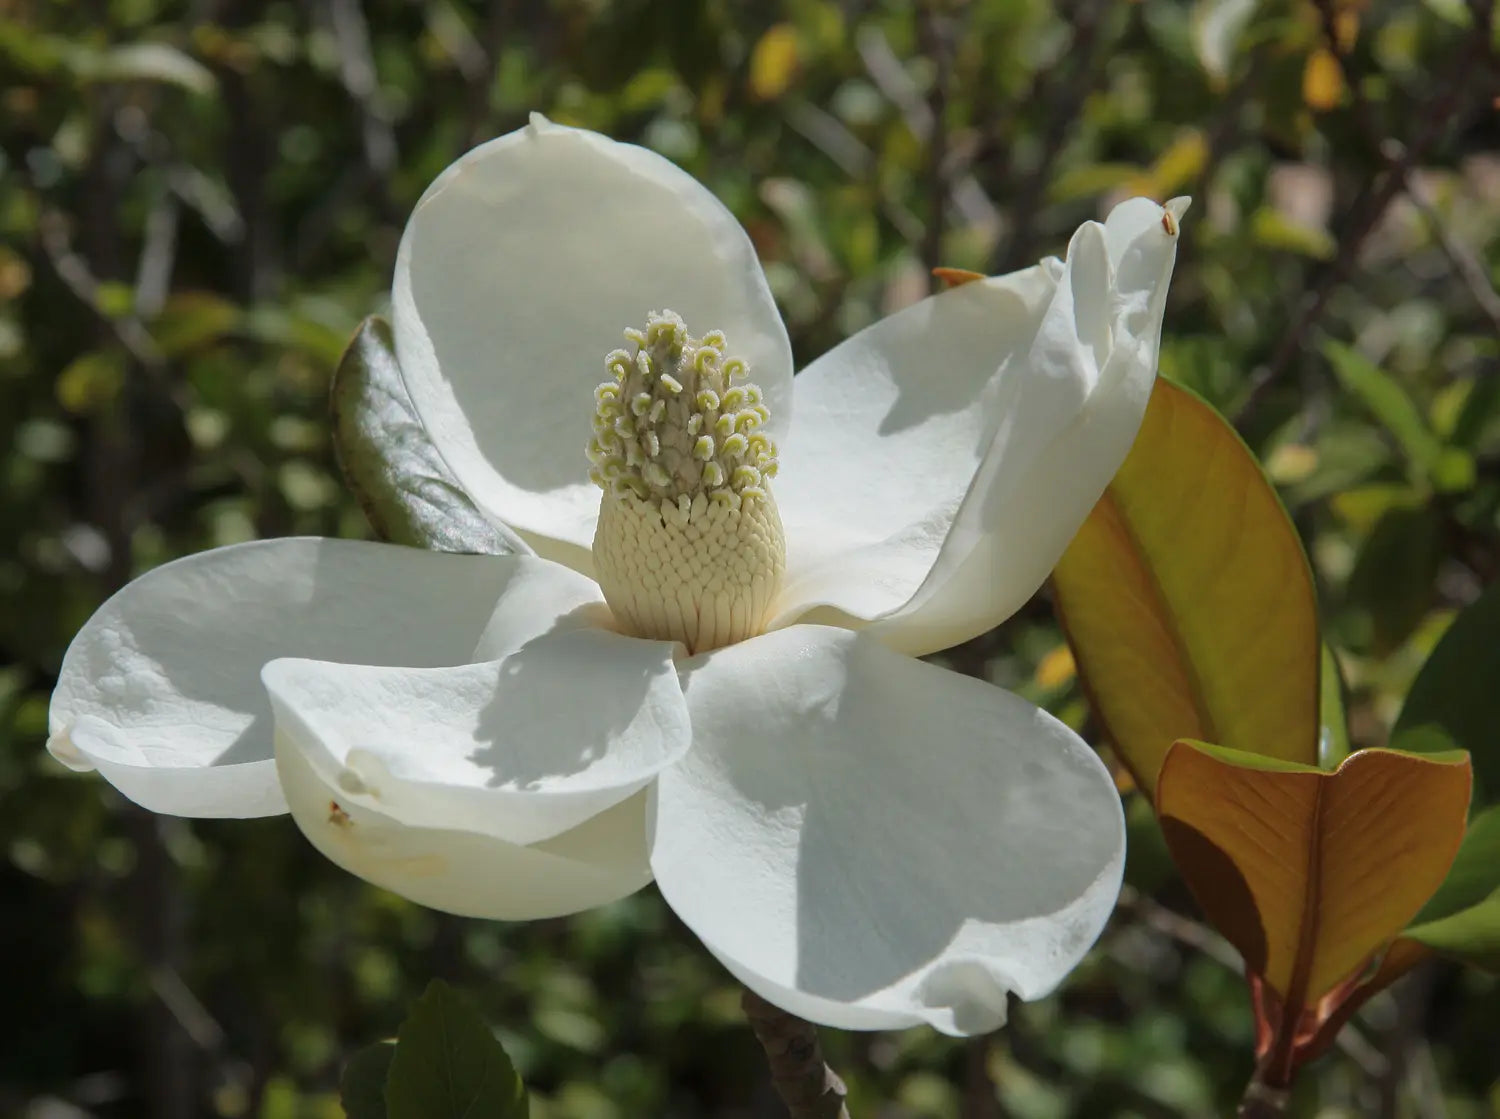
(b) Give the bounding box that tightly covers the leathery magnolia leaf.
[1391,581,1500,968]
[340,1041,395,1119]
[1052,378,1320,794]
[331,315,517,555]
[385,981,527,1119]
[1404,804,1500,969]
[1392,578,1500,803]
[1157,740,1471,1004]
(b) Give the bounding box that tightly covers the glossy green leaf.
[341,1041,395,1119]
[1392,580,1500,801]
[1393,582,1500,969]
[1322,340,1475,493]
[385,981,527,1119]
[1405,890,1500,970]
[1411,806,1500,927]
[331,316,517,555]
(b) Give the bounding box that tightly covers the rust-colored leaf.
[1157,741,1470,1006]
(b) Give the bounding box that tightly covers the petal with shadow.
[48,539,605,817]
[651,625,1125,1035]
[264,627,689,846]
[773,198,1186,656]
[277,738,652,920]
[393,114,792,572]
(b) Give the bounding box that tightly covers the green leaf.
[1344,503,1443,655]
[1318,644,1351,768]
[340,1041,396,1119]
[1392,579,1500,804]
[1249,207,1336,260]
[331,316,516,555]
[1411,806,1500,927]
[1394,583,1500,970]
[1451,371,1500,453]
[385,981,527,1119]
[1322,340,1476,493]
[1405,889,1500,970]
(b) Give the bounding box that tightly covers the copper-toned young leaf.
[1157,740,1471,1005]
[1053,379,1320,793]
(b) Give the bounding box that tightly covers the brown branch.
[1311,0,1500,337]
[742,989,851,1119]
[853,25,999,249]
[990,0,1112,274]
[1235,9,1489,422]
[917,2,952,286]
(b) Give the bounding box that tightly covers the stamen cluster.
[586,311,786,653]
[587,311,779,510]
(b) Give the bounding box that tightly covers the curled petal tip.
[916,956,1015,1036]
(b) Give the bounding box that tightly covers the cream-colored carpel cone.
[588,311,785,653]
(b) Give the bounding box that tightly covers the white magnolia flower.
[48,115,1185,1036]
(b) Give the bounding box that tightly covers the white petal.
[868,197,1188,654]
[393,114,793,571]
[772,198,1185,656]
[48,539,606,817]
[651,625,1125,1036]
[263,627,689,846]
[277,735,651,920]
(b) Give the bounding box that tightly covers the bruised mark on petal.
[932,266,986,288]
[328,800,352,829]
[1161,210,1179,237]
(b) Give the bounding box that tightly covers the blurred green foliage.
[1,0,1498,1116]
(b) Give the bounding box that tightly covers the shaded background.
[2,0,1498,1115]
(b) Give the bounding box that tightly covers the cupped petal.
[277,736,652,920]
[393,114,793,571]
[770,263,1058,638]
[650,625,1125,1036]
[868,197,1188,655]
[263,627,689,846]
[48,538,606,817]
[772,198,1186,656]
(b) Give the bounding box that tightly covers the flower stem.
[1237,1069,1290,1118]
[741,988,852,1118]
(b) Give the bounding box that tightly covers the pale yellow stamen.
[587,310,785,653]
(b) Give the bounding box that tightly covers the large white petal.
[773,198,1186,656]
[47,539,605,818]
[393,114,793,572]
[277,737,652,920]
[651,625,1125,1036]
[263,627,689,846]
[770,263,1058,641]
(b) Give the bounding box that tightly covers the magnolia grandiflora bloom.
[48,115,1185,1036]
